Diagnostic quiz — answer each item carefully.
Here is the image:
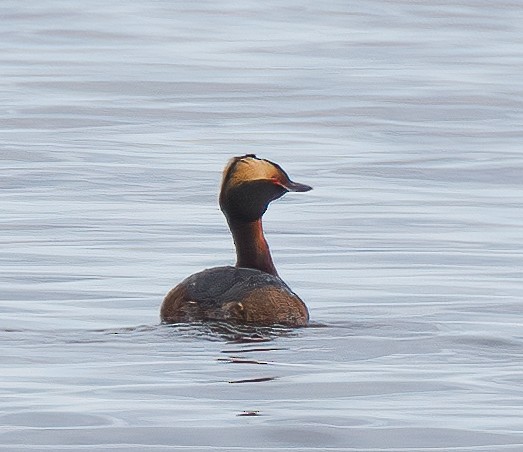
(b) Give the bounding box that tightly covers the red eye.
[270,176,286,189]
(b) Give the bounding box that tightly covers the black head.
[219,154,312,222]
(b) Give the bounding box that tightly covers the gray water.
[1,1,523,450]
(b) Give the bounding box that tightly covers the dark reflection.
[237,411,261,416]
[160,320,299,343]
[229,376,276,384]
[217,357,269,365]
[25,320,303,346]
[220,347,283,354]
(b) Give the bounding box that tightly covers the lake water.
[1,1,523,450]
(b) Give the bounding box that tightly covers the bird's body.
[161,266,308,326]
[160,154,311,327]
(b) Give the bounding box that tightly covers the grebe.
[160,154,312,327]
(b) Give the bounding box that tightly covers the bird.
[160,154,312,327]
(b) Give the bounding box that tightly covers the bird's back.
[160,266,309,326]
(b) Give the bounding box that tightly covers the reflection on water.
[1,0,523,450]
[165,321,299,343]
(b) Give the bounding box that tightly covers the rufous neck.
[226,217,278,276]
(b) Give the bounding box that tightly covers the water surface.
[1,1,523,451]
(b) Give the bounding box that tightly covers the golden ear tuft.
[226,157,279,186]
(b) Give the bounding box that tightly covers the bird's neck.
[227,217,278,276]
